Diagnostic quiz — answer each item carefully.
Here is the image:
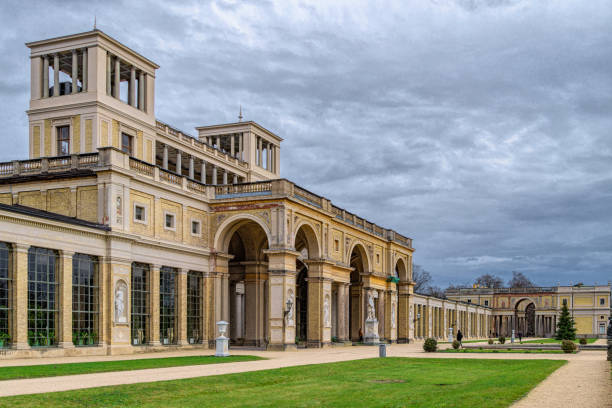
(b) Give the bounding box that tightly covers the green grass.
[520,338,597,344]
[0,357,565,407]
[0,355,262,381]
[440,348,570,354]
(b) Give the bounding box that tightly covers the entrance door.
[296,267,308,343]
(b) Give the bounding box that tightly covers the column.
[149,265,161,346]
[53,53,60,97]
[113,57,120,98]
[337,283,349,341]
[233,174,238,184]
[200,161,206,183]
[43,56,49,98]
[162,145,168,169]
[215,136,219,150]
[222,171,228,185]
[138,72,145,110]
[267,143,272,171]
[82,48,88,92]
[189,156,194,179]
[71,50,78,94]
[238,133,243,160]
[59,251,74,348]
[177,269,188,345]
[230,135,235,157]
[106,52,112,95]
[212,166,217,185]
[129,66,136,106]
[265,249,298,350]
[12,244,29,349]
[257,137,262,166]
[175,151,182,175]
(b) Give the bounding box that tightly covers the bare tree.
[412,265,432,293]
[507,271,535,288]
[474,273,504,288]
[425,285,447,299]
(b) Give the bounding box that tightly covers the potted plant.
[0,332,10,348]
[48,331,56,346]
[90,331,97,345]
[80,331,89,346]
[28,330,37,347]
[72,332,79,346]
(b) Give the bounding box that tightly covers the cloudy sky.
[0,0,610,287]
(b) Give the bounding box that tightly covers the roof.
[196,121,284,142]
[26,29,159,69]
[0,203,110,231]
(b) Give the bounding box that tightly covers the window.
[187,271,202,344]
[0,243,11,348]
[484,300,489,306]
[562,299,568,306]
[467,299,472,303]
[72,254,98,346]
[160,267,176,345]
[191,220,201,236]
[56,126,70,156]
[131,263,149,345]
[600,298,606,306]
[600,324,606,335]
[27,247,58,347]
[164,213,175,230]
[121,133,133,155]
[334,239,339,252]
[134,204,146,223]
[376,254,380,264]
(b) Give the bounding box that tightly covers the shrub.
[452,340,460,349]
[579,338,587,345]
[555,303,577,340]
[561,340,576,353]
[488,338,494,345]
[498,336,506,344]
[423,338,437,352]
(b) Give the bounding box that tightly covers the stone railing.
[129,157,154,177]
[293,185,323,208]
[155,120,249,169]
[0,154,100,177]
[215,181,272,197]
[159,168,182,186]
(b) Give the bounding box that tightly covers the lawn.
[0,355,262,381]
[520,338,597,344]
[440,348,570,354]
[0,357,565,408]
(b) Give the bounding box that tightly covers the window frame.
[133,203,148,224]
[0,243,11,348]
[164,211,176,231]
[159,267,177,345]
[190,219,201,237]
[72,253,99,347]
[56,125,71,156]
[131,263,149,346]
[121,132,134,156]
[187,271,202,344]
[27,247,59,347]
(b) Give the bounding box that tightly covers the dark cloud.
[0,0,610,287]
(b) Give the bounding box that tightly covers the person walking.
[457,329,463,348]
[518,332,522,343]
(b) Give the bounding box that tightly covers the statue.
[324,295,331,327]
[114,280,127,323]
[286,290,295,326]
[391,294,397,329]
[367,292,376,321]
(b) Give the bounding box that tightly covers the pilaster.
[12,244,29,349]
[58,250,75,348]
[149,264,161,346]
[177,268,188,345]
[264,249,298,350]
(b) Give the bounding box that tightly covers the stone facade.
[446,285,611,338]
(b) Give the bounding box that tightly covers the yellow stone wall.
[77,186,98,223]
[72,115,81,153]
[112,119,120,149]
[136,130,143,160]
[159,199,182,242]
[100,120,109,147]
[145,139,152,163]
[47,188,71,216]
[44,119,52,156]
[0,194,11,205]
[574,296,593,307]
[85,119,93,152]
[575,316,593,334]
[32,126,41,158]
[185,207,207,247]
[331,229,343,262]
[18,191,42,209]
[130,190,154,237]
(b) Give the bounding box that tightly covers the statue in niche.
[391,295,397,329]
[324,295,331,327]
[367,291,376,321]
[114,280,128,323]
[286,289,295,326]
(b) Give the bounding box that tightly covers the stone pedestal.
[364,318,380,345]
[215,336,229,357]
[447,327,453,343]
[511,329,515,343]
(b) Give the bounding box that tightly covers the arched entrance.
[219,218,270,348]
[349,244,369,342]
[525,303,535,336]
[293,223,320,347]
[514,298,536,337]
[296,263,308,344]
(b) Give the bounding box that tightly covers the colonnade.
[412,301,489,340]
[159,143,243,185]
[40,48,88,98]
[493,314,557,337]
[204,133,245,161]
[256,136,277,173]
[106,51,147,111]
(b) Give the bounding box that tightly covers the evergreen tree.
[555,303,576,340]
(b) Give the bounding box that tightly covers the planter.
[162,338,169,345]
[189,338,195,344]
[133,338,139,345]
[78,339,84,346]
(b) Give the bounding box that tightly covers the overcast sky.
[0,0,610,287]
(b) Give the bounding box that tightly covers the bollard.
[379,343,387,357]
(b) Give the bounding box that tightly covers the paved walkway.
[0,344,608,406]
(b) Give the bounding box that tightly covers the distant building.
[446,285,610,338]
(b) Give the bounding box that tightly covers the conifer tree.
[555,303,576,340]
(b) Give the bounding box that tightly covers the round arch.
[514,298,537,312]
[348,241,371,274]
[293,221,321,260]
[214,213,273,254]
[395,258,408,282]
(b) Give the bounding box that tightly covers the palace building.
[0,29,497,359]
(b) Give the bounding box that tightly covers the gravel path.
[0,344,608,402]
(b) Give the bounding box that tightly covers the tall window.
[0,243,11,348]
[131,263,149,345]
[160,267,177,345]
[72,254,98,346]
[56,126,70,155]
[27,247,58,347]
[121,133,133,155]
[187,271,202,344]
